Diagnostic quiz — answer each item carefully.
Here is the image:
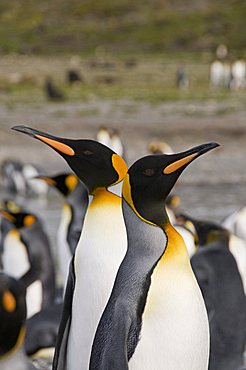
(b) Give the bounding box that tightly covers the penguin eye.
[83,150,94,156]
[142,168,155,177]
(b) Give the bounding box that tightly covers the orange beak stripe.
[36,135,75,156]
[0,210,15,222]
[38,177,57,186]
[163,153,198,174]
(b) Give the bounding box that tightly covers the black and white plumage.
[0,209,56,318]
[90,142,219,370]
[1,159,49,196]
[37,173,88,286]
[191,240,246,370]
[11,125,128,370]
[0,272,36,370]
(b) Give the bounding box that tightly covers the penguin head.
[123,142,220,227]
[37,173,79,196]
[0,200,22,214]
[0,209,37,229]
[12,126,128,194]
[177,214,230,246]
[0,273,26,358]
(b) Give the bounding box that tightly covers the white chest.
[57,204,72,286]
[26,279,43,318]
[3,231,30,278]
[129,261,209,370]
[66,194,127,370]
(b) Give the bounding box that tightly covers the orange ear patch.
[65,175,78,192]
[35,135,75,156]
[2,291,16,312]
[163,153,197,174]
[24,215,35,227]
[111,154,128,184]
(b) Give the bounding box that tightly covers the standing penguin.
[0,209,56,318]
[191,239,246,370]
[37,173,88,286]
[177,214,246,293]
[0,200,22,268]
[0,272,36,370]
[12,125,128,370]
[90,142,219,370]
[222,206,246,242]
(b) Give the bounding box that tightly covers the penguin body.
[177,214,246,293]
[91,201,208,370]
[96,126,112,148]
[222,206,246,241]
[3,228,30,277]
[148,141,174,155]
[0,217,15,268]
[25,302,63,357]
[44,78,64,101]
[0,210,56,318]
[191,241,246,370]
[1,159,26,195]
[1,159,48,196]
[0,273,36,370]
[173,224,197,257]
[110,130,124,158]
[65,178,88,254]
[38,174,88,285]
[12,125,128,370]
[97,126,125,158]
[229,233,246,293]
[90,143,218,370]
[66,188,127,369]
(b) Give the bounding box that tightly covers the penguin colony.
[0,126,245,370]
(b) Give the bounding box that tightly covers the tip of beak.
[209,142,220,149]
[11,125,36,138]
[199,142,220,155]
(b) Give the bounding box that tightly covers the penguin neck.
[162,222,191,267]
[0,326,26,363]
[122,199,167,257]
[149,205,190,266]
[89,187,120,208]
[124,197,189,265]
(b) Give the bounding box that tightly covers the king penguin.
[191,234,246,370]
[90,142,219,370]
[0,209,56,318]
[37,173,88,286]
[222,206,246,242]
[177,214,246,293]
[0,272,36,370]
[11,125,128,370]
[0,200,22,268]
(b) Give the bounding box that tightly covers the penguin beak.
[0,209,15,222]
[163,142,220,174]
[11,126,75,157]
[33,175,57,186]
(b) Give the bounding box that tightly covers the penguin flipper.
[90,301,132,370]
[52,256,75,370]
